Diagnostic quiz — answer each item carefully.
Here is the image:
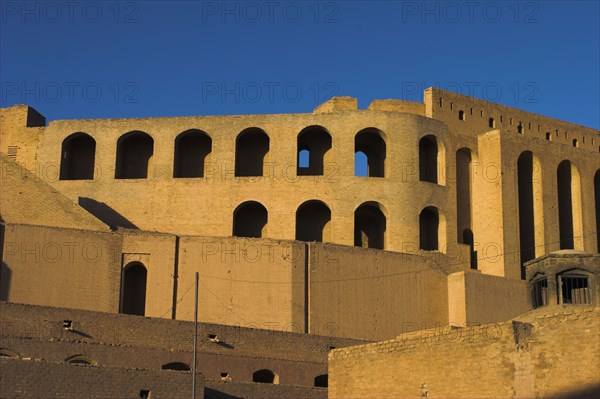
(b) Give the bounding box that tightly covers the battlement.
[425,87,600,151]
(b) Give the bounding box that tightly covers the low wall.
[0,223,121,312]
[329,306,600,398]
[448,271,528,326]
[2,223,532,342]
[0,301,364,387]
[0,358,204,399]
[309,243,449,340]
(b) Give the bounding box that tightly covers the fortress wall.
[0,301,364,387]
[0,335,326,386]
[32,110,454,254]
[0,358,205,399]
[425,87,600,152]
[308,244,450,341]
[328,306,600,399]
[456,124,599,279]
[498,131,600,258]
[0,302,363,362]
[2,223,518,341]
[473,131,600,279]
[0,223,120,312]
[176,236,306,330]
[423,88,599,277]
[448,271,528,327]
[521,307,600,397]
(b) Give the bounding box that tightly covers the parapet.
[313,96,358,114]
[367,99,425,115]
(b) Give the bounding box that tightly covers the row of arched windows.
[59,127,443,183]
[231,200,443,252]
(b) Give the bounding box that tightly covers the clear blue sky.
[1,0,599,128]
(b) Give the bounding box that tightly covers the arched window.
[232,201,268,238]
[458,110,465,121]
[253,369,278,384]
[297,126,332,176]
[235,128,269,177]
[489,118,495,128]
[546,132,552,141]
[355,128,386,177]
[59,133,96,180]
[419,135,438,183]
[595,170,600,253]
[65,355,95,365]
[572,139,578,148]
[518,151,544,277]
[557,161,583,250]
[296,200,331,242]
[420,207,439,251]
[121,262,147,316]
[162,362,191,371]
[314,374,328,387]
[173,129,211,178]
[354,202,386,249]
[115,131,154,179]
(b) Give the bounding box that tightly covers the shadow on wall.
[0,262,10,301]
[78,197,138,230]
[548,384,600,399]
[0,221,10,301]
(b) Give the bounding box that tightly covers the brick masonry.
[328,305,600,398]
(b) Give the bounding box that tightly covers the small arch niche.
[65,355,95,366]
[314,374,328,387]
[161,362,191,371]
[252,369,279,384]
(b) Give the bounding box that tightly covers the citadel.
[0,87,598,398]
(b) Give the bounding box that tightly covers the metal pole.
[192,272,199,399]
